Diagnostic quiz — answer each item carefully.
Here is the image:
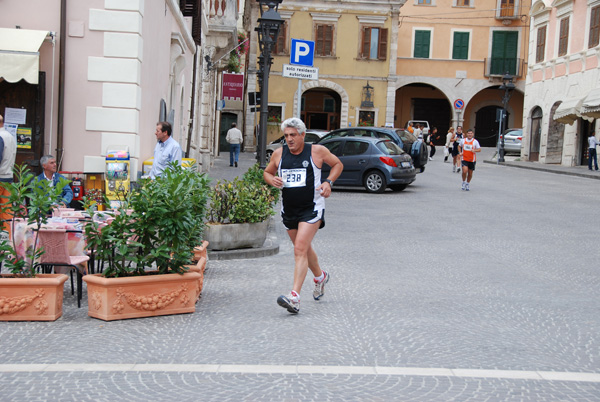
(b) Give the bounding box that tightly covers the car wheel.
[390,184,408,191]
[364,170,386,193]
[266,150,273,162]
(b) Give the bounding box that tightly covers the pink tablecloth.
[10,219,87,273]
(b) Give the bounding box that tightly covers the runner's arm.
[263,148,284,189]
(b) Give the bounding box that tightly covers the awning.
[581,88,600,120]
[0,28,49,84]
[553,97,584,125]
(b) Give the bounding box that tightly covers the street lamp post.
[255,0,283,169]
[498,72,516,163]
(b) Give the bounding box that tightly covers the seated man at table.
[36,155,73,207]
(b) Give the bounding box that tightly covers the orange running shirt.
[461,138,480,162]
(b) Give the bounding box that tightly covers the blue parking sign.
[290,39,315,67]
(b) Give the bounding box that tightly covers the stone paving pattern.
[1,150,599,401]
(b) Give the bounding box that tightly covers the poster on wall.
[4,123,18,141]
[16,127,32,149]
[4,108,27,125]
[222,73,244,100]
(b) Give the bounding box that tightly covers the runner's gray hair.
[280,117,306,135]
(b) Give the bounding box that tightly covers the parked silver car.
[498,128,523,154]
[266,129,328,161]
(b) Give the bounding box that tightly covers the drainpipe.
[56,0,67,169]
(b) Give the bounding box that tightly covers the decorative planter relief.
[0,274,69,321]
[83,269,202,321]
[205,221,268,251]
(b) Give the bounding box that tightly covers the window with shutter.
[274,20,287,55]
[536,26,546,63]
[589,5,600,49]
[360,27,388,60]
[490,31,518,75]
[558,17,569,56]
[414,30,431,58]
[452,32,469,60]
[315,24,334,56]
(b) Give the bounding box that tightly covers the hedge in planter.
[0,165,70,321]
[205,164,279,250]
[82,163,211,320]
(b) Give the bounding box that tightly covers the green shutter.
[491,31,518,75]
[414,30,430,58]
[452,32,469,60]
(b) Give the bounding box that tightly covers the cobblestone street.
[1,150,599,401]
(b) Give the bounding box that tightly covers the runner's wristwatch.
[325,179,333,186]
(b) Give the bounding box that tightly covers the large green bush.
[83,163,211,277]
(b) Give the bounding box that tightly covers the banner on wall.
[222,73,244,101]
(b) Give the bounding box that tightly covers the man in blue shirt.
[36,155,73,207]
[149,121,183,179]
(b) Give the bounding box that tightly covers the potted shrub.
[205,163,279,250]
[0,165,70,321]
[82,162,211,321]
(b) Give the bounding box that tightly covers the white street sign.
[282,64,319,80]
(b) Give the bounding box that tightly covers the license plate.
[401,162,412,168]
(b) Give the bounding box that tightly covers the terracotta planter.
[184,256,207,301]
[193,240,209,262]
[205,221,269,251]
[83,268,202,321]
[0,274,69,321]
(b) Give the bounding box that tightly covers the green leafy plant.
[206,164,278,224]
[0,164,69,277]
[83,163,211,278]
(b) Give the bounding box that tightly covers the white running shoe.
[461,182,466,191]
[277,293,300,314]
[313,270,329,300]
[465,183,470,191]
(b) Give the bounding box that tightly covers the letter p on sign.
[290,39,315,67]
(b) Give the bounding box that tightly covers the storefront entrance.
[0,73,45,173]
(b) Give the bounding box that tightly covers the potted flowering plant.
[205,164,279,250]
[82,162,211,320]
[0,164,70,321]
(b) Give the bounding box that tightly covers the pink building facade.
[0,0,239,178]
[524,0,600,165]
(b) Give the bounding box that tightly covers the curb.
[207,216,280,261]
[483,160,600,180]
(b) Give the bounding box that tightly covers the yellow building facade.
[245,0,402,144]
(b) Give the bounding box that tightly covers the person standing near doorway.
[0,114,17,231]
[459,129,481,191]
[226,122,243,167]
[263,117,343,314]
[588,133,599,171]
[149,121,182,179]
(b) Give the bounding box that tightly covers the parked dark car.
[319,137,416,193]
[318,127,428,172]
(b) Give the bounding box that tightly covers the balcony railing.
[484,57,523,78]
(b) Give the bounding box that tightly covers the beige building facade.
[394,0,530,147]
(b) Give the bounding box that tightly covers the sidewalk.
[482,149,600,180]
[204,151,280,260]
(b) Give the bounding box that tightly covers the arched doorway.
[579,119,596,166]
[475,105,504,147]
[301,89,341,131]
[219,112,237,153]
[395,84,452,137]
[546,102,565,164]
[530,107,542,161]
